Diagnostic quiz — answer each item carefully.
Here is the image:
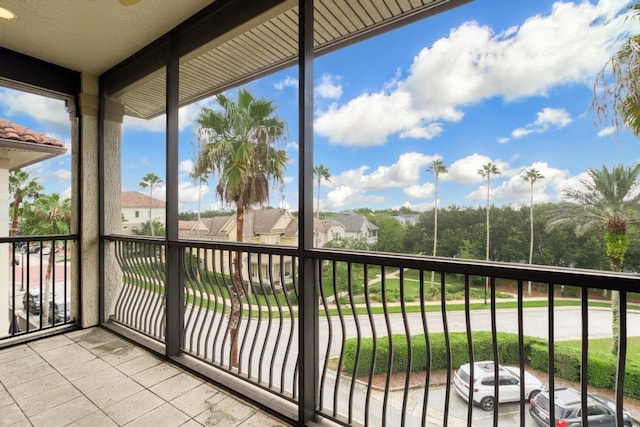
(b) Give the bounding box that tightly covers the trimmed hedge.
[343,332,543,377]
[529,343,640,399]
[343,333,640,399]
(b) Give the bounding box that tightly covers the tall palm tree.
[548,163,640,354]
[22,194,71,323]
[9,170,43,237]
[313,164,331,246]
[522,168,544,296]
[593,3,640,136]
[195,89,287,367]
[478,162,501,304]
[139,173,163,237]
[426,159,448,292]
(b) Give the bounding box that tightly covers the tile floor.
[0,328,292,426]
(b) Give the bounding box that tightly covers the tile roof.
[0,118,65,147]
[121,191,166,208]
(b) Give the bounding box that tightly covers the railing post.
[298,0,317,424]
[165,34,183,356]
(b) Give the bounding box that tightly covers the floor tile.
[124,402,190,426]
[170,383,220,417]
[28,334,74,353]
[71,364,127,394]
[149,371,203,401]
[85,376,144,408]
[102,389,164,425]
[67,410,118,427]
[194,394,257,427]
[116,353,163,376]
[57,356,112,382]
[131,362,181,388]
[0,401,29,426]
[6,371,69,401]
[28,395,99,427]
[0,345,35,365]
[17,382,82,416]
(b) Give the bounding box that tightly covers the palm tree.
[593,3,640,136]
[21,194,71,323]
[522,168,544,296]
[548,163,640,354]
[139,173,163,237]
[478,162,501,304]
[313,164,331,246]
[426,159,448,292]
[195,89,287,367]
[9,170,43,237]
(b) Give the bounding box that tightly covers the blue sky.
[2,0,640,214]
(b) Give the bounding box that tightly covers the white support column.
[0,157,10,335]
[102,96,124,321]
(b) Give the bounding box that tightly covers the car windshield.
[457,370,470,384]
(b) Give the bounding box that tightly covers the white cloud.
[315,90,461,146]
[324,185,385,210]
[404,182,435,199]
[511,107,572,139]
[395,200,434,212]
[274,76,299,90]
[314,0,631,146]
[51,169,72,182]
[319,152,437,209]
[316,74,343,99]
[597,126,616,137]
[0,89,69,127]
[497,137,510,144]
[332,152,435,190]
[179,159,194,175]
[177,181,210,204]
[446,153,510,184]
[286,141,299,151]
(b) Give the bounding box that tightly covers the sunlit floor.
[0,327,291,426]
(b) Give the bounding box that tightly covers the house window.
[135,211,139,218]
[274,236,280,245]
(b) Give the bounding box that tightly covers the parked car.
[529,387,633,427]
[49,298,71,324]
[41,247,51,255]
[23,289,42,314]
[453,361,545,411]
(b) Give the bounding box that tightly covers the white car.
[453,361,545,411]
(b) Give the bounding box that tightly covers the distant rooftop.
[122,191,166,208]
[0,118,64,148]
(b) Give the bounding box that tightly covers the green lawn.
[560,336,640,364]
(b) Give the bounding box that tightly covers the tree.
[22,194,71,323]
[522,168,544,296]
[9,170,43,237]
[478,162,501,304]
[139,173,163,237]
[195,89,287,367]
[593,3,640,136]
[313,164,331,246]
[426,159,448,291]
[547,163,640,354]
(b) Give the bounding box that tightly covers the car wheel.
[480,396,495,411]
[528,390,541,402]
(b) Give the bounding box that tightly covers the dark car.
[529,387,633,427]
[49,298,71,324]
[22,289,43,314]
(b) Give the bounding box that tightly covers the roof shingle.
[0,118,65,147]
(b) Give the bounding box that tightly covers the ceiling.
[0,0,215,76]
[0,0,472,119]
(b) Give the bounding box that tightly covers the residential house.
[121,191,165,234]
[332,211,379,245]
